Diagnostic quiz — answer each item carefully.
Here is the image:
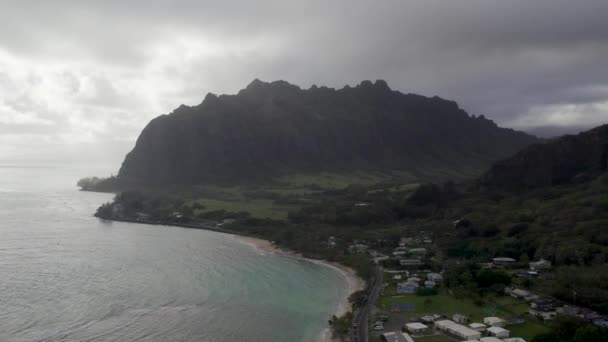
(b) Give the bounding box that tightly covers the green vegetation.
[530,317,608,342]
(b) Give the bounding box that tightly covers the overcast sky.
[1,0,608,167]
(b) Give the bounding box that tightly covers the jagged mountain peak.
[117,80,538,185]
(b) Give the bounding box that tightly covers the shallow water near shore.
[0,165,350,342]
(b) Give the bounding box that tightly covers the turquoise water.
[0,165,348,341]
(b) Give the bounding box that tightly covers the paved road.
[351,264,383,342]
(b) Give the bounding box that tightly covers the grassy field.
[378,291,550,341]
[278,171,394,190]
[193,197,292,220]
[186,171,421,219]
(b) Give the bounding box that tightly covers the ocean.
[0,165,349,342]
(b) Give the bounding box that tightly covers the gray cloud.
[1,0,608,164]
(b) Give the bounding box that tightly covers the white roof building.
[427,272,443,282]
[382,331,414,342]
[404,322,428,333]
[435,320,482,340]
[480,338,504,342]
[487,326,510,338]
[469,323,487,331]
[484,316,506,327]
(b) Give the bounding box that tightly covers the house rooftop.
[405,322,428,330]
[381,331,414,342]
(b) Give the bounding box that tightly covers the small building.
[348,244,369,253]
[435,320,482,340]
[469,323,487,332]
[424,280,436,288]
[529,306,557,320]
[327,236,336,247]
[408,247,427,255]
[510,288,531,300]
[393,275,403,280]
[420,314,443,323]
[483,317,506,327]
[397,283,419,294]
[382,331,415,342]
[492,257,516,267]
[404,322,429,335]
[427,273,443,282]
[529,297,559,320]
[453,314,469,324]
[487,326,510,338]
[480,337,504,342]
[407,277,422,283]
[503,338,527,342]
[593,320,608,328]
[529,259,552,270]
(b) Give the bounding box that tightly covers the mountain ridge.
[480,123,608,189]
[116,79,538,185]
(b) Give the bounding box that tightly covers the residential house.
[434,320,482,340]
[408,247,427,255]
[593,320,608,328]
[382,331,415,342]
[419,314,443,323]
[348,244,369,253]
[427,273,443,282]
[510,288,531,300]
[492,257,516,267]
[469,323,487,332]
[404,322,429,335]
[487,326,510,338]
[424,280,436,288]
[480,338,504,342]
[529,298,558,320]
[479,338,504,342]
[483,317,506,327]
[529,259,552,271]
[327,236,336,248]
[453,314,468,324]
[397,282,419,294]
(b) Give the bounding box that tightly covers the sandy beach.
[235,235,365,342]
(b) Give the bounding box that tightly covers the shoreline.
[236,235,365,342]
[101,217,365,342]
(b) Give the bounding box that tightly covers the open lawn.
[193,198,292,220]
[184,171,422,219]
[279,171,393,190]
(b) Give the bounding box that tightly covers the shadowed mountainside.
[116,79,538,185]
[480,124,608,189]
